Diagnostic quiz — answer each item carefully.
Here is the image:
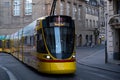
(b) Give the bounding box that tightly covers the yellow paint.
[37,62,76,74]
[0,48,2,52]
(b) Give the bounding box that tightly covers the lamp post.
[105,13,108,63]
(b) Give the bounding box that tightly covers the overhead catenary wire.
[50,0,57,16]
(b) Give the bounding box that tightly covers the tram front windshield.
[43,16,75,59]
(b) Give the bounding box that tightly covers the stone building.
[0,0,87,46]
[83,0,106,46]
[85,0,99,46]
[106,0,120,61]
[97,0,106,44]
[0,0,33,35]
[32,0,87,47]
[0,0,104,47]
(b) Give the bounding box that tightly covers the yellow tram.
[0,39,3,52]
[3,35,11,53]
[0,35,5,52]
[10,15,76,74]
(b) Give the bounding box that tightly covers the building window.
[13,0,20,16]
[25,0,32,15]
[4,2,10,8]
[88,19,90,27]
[78,5,81,20]
[95,9,98,16]
[86,19,88,27]
[92,8,94,15]
[96,21,98,28]
[86,7,89,14]
[66,2,70,16]
[90,20,92,28]
[88,7,91,14]
[60,0,64,15]
[91,20,93,28]
[90,7,92,14]
[73,3,77,19]
[117,0,120,14]
[86,7,87,13]
[93,20,95,28]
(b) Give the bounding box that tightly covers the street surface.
[0,45,120,80]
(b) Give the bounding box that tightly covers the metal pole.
[105,13,108,63]
[50,0,57,16]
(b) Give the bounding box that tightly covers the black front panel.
[43,16,75,59]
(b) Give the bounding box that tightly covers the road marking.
[0,65,17,80]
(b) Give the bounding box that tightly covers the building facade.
[0,0,87,46]
[0,0,104,47]
[85,0,99,47]
[32,0,87,47]
[84,0,106,47]
[97,0,106,44]
[107,0,120,60]
[0,0,33,35]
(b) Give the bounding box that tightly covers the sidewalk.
[76,45,120,73]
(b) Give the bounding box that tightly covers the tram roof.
[0,35,6,40]
[22,16,46,36]
[11,16,46,37]
[5,35,10,39]
[22,20,36,36]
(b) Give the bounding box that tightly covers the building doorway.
[113,29,120,60]
[86,35,88,46]
[78,34,82,47]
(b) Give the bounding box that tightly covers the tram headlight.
[46,55,50,59]
[72,55,76,58]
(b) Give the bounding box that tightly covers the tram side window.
[24,36,27,45]
[24,36,35,46]
[14,39,18,48]
[6,40,10,48]
[27,36,31,45]
[19,37,23,46]
[0,40,2,48]
[37,30,47,53]
[24,36,30,46]
[30,36,35,46]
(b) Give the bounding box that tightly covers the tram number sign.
[50,22,69,27]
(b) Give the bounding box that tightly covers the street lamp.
[105,13,108,63]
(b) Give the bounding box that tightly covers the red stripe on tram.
[38,58,75,62]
